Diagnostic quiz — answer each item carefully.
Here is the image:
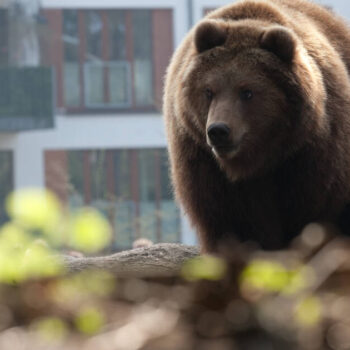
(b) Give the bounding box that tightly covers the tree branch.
[63,243,200,278]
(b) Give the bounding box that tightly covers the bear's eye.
[239,89,253,101]
[205,88,214,101]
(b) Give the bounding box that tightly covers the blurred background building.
[0,0,346,250]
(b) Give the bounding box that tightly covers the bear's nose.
[207,123,231,146]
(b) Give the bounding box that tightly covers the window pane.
[109,62,131,106]
[160,149,172,200]
[66,148,180,250]
[132,11,152,61]
[82,150,110,229]
[85,10,102,61]
[108,11,130,107]
[160,149,180,243]
[85,63,104,105]
[132,10,153,107]
[90,150,107,201]
[63,10,80,107]
[108,11,126,61]
[113,150,133,248]
[114,150,131,200]
[139,150,155,202]
[63,10,79,62]
[0,151,13,225]
[84,10,103,106]
[138,149,157,242]
[134,60,153,107]
[114,200,133,248]
[161,201,180,243]
[68,150,84,207]
[0,9,8,65]
[64,63,80,106]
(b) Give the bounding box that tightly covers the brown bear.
[163,0,350,251]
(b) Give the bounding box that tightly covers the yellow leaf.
[75,307,105,335]
[51,270,115,303]
[0,223,32,250]
[32,317,69,342]
[241,260,311,295]
[181,255,227,281]
[282,267,312,295]
[69,208,111,253]
[22,244,64,279]
[241,260,290,292]
[0,248,26,283]
[295,296,322,326]
[6,189,61,233]
[0,228,63,283]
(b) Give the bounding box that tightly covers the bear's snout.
[207,123,231,147]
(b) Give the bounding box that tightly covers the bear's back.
[206,0,350,74]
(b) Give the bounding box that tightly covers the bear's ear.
[260,26,297,63]
[194,21,228,53]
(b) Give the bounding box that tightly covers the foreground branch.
[63,243,200,278]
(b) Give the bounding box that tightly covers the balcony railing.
[0,66,54,131]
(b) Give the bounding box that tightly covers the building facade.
[0,0,346,249]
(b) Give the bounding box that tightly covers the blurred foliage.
[51,270,116,304]
[181,255,227,281]
[0,187,349,349]
[75,307,105,335]
[6,188,61,233]
[241,260,292,292]
[295,296,322,326]
[32,317,69,342]
[1,188,112,284]
[69,208,111,253]
[240,259,312,295]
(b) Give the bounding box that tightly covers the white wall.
[0,114,167,188]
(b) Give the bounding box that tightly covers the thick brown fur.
[163,0,350,251]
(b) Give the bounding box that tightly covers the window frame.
[83,60,132,109]
[60,148,181,249]
[62,9,156,114]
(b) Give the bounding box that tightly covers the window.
[63,10,80,107]
[0,9,8,66]
[45,148,180,249]
[132,11,153,107]
[0,151,13,225]
[62,9,155,111]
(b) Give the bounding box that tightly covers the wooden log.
[63,243,200,278]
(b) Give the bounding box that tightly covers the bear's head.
[180,19,327,181]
